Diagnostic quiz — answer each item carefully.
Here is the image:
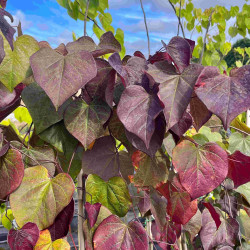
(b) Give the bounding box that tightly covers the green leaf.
[86,174,131,217]
[228,27,238,38]
[186,2,193,12]
[230,6,239,17]
[93,24,105,39]
[237,209,250,241]
[13,107,32,124]
[234,47,245,57]
[2,209,14,230]
[0,35,39,91]
[236,183,250,204]
[10,166,75,230]
[198,126,222,143]
[228,132,250,156]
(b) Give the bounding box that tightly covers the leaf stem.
[208,125,250,136]
[84,0,90,36]
[139,0,150,57]
[67,143,79,174]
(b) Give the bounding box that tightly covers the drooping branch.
[84,0,90,36]
[168,0,185,38]
[139,0,150,57]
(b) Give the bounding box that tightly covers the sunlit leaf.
[228,132,250,156]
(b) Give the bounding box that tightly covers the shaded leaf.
[0,34,5,63]
[47,199,74,241]
[64,99,111,148]
[22,82,71,134]
[236,183,250,204]
[117,85,163,148]
[172,140,228,199]
[8,222,40,250]
[0,35,39,91]
[93,215,149,249]
[218,193,238,218]
[195,66,250,129]
[228,132,250,156]
[228,151,250,188]
[0,149,24,199]
[163,133,176,157]
[10,166,75,230]
[85,202,101,228]
[137,191,150,216]
[147,61,203,130]
[170,111,192,137]
[30,48,97,109]
[82,136,133,182]
[85,174,131,217]
[237,209,250,242]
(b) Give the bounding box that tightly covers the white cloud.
[12,10,33,30]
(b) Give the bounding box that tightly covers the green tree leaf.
[13,107,32,124]
[236,183,250,204]
[228,132,250,156]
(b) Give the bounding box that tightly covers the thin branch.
[67,143,79,174]
[177,0,181,36]
[208,125,250,136]
[84,0,90,36]
[168,0,185,38]
[199,10,213,64]
[139,0,150,57]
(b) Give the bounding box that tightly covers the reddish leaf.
[162,36,191,73]
[85,202,102,228]
[228,151,250,188]
[195,66,250,129]
[200,208,239,250]
[117,85,163,148]
[138,191,151,216]
[170,111,192,137]
[172,140,228,199]
[147,61,203,130]
[47,199,74,241]
[30,48,97,109]
[134,51,146,59]
[0,149,24,199]
[82,136,133,182]
[203,202,221,229]
[93,215,149,249]
[157,176,198,225]
[148,52,172,64]
[185,38,195,55]
[8,222,40,250]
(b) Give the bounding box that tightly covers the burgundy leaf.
[147,61,203,130]
[170,111,192,137]
[148,52,172,64]
[185,38,195,55]
[157,176,198,225]
[0,9,16,50]
[138,191,150,216]
[0,0,7,9]
[172,140,228,199]
[228,151,250,188]
[117,85,163,148]
[82,136,133,182]
[108,52,148,87]
[93,215,149,249]
[47,198,74,241]
[0,34,5,63]
[162,36,191,73]
[203,202,221,229]
[0,149,24,199]
[125,113,166,157]
[190,92,212,131]
[85,202,101,228]
[30,48,97,109]
[200,208,239,250]
[0,141,9,157]
[195,65,250,129]
[134,51,146,59]
[8,222,40,250]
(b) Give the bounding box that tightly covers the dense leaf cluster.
[0,4,250,250]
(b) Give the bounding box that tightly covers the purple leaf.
[0,141,9,157]
[47,198,74,241]
[0,34,5,63]
[147,61,203,130]
[117,85,164,149]
[93,215,149,249]
[125,113,166,157]
[85,202,101,228]
[200,208,239,250]
[138,191,150,216]
[195,65,250,129]
[203,202,221,229]
[30,48,97,109]
[82,136,133,182]
[218,194,238,218]
[0,9,16,50]
[185,38,195,55]
[170,111,192,137]
[148,51,172,64]
[162,36,191,73]
[8,222,40,250]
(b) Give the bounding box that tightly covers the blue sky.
[6,0,248,57]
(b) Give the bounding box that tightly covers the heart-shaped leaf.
[30,47,97,109]
[93,215,149,249]
[34,230,70,250]
[10,166,75,230]
[228,151,250,188]
[117,85,163,148]
[8,222,40,250]
[0,82,16,108]
[22,82,71,134]
[157,176,198,225]
[170,111,192,137]
[0,35,39,91]
[200,208,239,250]
[228,132,250,156]
[47,198,74,241]
[172,140,228,199]
[0,149,24,199]
[85,174,131,217]
[147,61,203,130]
[85,202,101,228]
[195,66,250,129]
[64,99,111,148]
[82,136,133,182]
